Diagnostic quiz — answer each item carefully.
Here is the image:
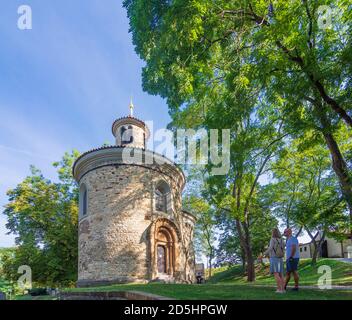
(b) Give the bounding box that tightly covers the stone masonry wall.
[78,164,194,285]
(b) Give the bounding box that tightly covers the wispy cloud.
[0,144,56,161]
[0,107,67,159]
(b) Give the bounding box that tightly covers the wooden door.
[157,245,166,273]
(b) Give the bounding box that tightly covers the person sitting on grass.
[259,228,285,293]
[283,228,300,291]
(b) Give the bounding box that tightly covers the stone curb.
[59,290,173,300]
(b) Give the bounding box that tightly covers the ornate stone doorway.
[156,227,174,275]
[150,218,181,279]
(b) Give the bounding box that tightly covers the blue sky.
[0,1,311,248]
[0,0,172,247]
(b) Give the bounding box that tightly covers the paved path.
[251,284,352,291]
[336,258,352,264]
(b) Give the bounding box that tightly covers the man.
[283,228,300,291]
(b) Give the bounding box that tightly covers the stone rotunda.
[73,102,196,287]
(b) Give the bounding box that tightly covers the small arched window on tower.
[155,181,171,213]
[121,125,134,144]
[79,184,88,217]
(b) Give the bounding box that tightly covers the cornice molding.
[73,147,185,189]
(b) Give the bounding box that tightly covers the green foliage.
[0,248,17,296]
[0,248,15,267]
[124,0,352,123]
[263,130,349,237]
[2,151,80,287]
[186,195,217,264]
[124,0,352,272]
[62,280,352,300]
[215,203,278,266]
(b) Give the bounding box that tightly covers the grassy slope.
[15,295,57,300]
[63,259,352,300]
[14,258,352,300]
[208,259,352,286]
[64,283,352,300]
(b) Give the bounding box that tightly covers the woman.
[259,228,285,293]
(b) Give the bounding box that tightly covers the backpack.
[273,238,284,258]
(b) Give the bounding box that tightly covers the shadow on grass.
[207,259,352,286]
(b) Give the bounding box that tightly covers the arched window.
[121,126,134,144]
[80,184,88,217]
[155,189,166,212]
[155,181,171,213]
[128,126,134,143]
[121,126,126,141]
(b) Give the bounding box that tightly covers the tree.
[215,203,277,270]
[124,0,352,230]
[215,216,243,268]
[0,248,16,295]
[2,151,80,287]
[267,132,349,263]
[183,192,217,279]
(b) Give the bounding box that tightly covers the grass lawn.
[13,258,352,300]
[63,283,352,300]
[15,294,57,300]
[208,258,352,286]
[15,295,57,300]
[60,259,351,300]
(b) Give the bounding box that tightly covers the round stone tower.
[73,104,196,287]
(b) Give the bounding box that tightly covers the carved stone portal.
[150,218,181,280]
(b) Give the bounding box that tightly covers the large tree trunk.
[245,245,255,282]
[232,140,277,282]
[208,254,213,279]
[311,233,326,265]
[306,229,326,265]
[235,218,255,281]
[242,221,256,282]
[317,233,326,263]
[306,228,319,265]
[233,177,249,277]
[312,80,352,128]
[323,133,352,222]
[240,247,246,272]
[315,105,352,233]
[235,219,247,273]
[311,241,319,265]
[295,226,303,238]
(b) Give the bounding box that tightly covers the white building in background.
[299,233,352,259]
